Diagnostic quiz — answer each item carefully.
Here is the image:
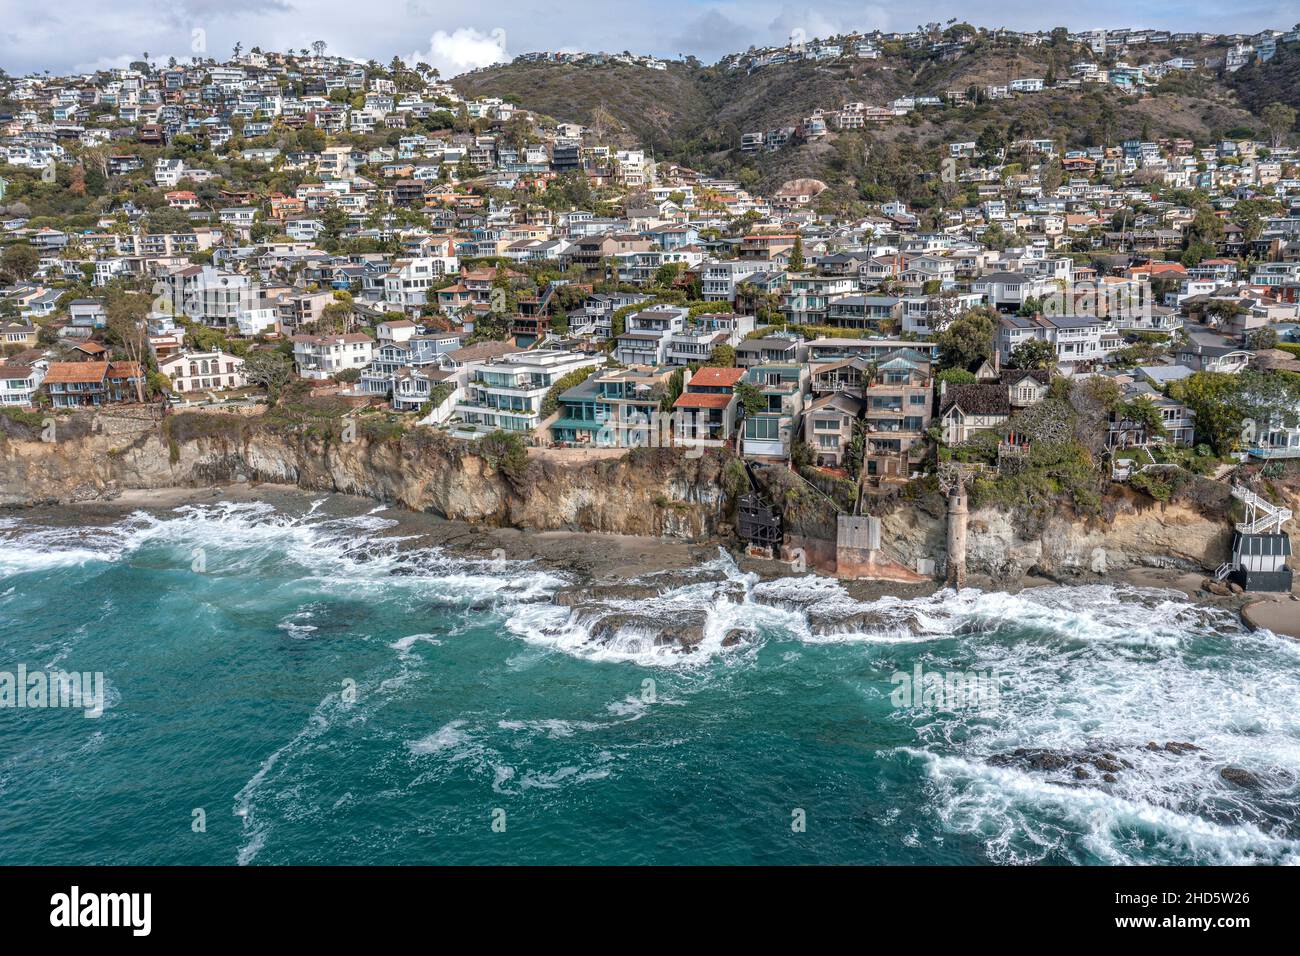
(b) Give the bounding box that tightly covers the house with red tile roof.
[672,365,742,444]
[42,361,142,407]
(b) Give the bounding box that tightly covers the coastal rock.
[552,583,662,606]
[989,745,1139,780]
[0,408,730,540]
[1147,740,1201,754]
[1220,766,1263,790]
[880,491,1255,582]
[807,607,922,637]
[584,613,662,644]
[580,610,710,651]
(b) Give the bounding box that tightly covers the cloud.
[670,11,759,57]
[0,1,1290,76]
[765,4,851,45]
[406,27,508,76]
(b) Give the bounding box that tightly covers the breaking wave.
[5,499,1298,865]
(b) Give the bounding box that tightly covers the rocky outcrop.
[0,408,729,540]
[5,408,1287,580]
[990,741,1201,785]
[880,491,1244,582]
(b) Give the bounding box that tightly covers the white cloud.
[406,27,508,77]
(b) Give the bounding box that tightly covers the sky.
[0,0,1296,77]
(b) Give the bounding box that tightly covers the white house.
[382,252,458,311]
[0,360,46,406]
[454,349,602,434]
[291,332,375,380]
[159,350,248,393]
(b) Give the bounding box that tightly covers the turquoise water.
[1,497,1298,865]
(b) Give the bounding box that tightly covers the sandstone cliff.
[880,494,1242,582]
[3,406,1289,582]
[0,408,729,539]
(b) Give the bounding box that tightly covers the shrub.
[477,430,530,490]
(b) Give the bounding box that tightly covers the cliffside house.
[741,362,808,462]
[939,383,1012,444]
[0,360,46,407]
[159,350,248,393]
[551,365,670,447]
[290,332,375,380]
[673,366,743,445]
[41,361,142,407]
[455,349,602,435]
[805,391,867,468]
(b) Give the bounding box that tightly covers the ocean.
[1,494,1297,865]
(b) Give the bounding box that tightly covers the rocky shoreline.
[7,481,1287,655]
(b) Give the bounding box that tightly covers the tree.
[1237,368,1300,435]
[734,381,766,416]
[935,307,997,370]
[317,300,354,334]
[654,262,683,289]
[1,243,38,281]
[105,292,152,403]
[1009,338,1057,371]
[1261,102,1297,149]
[1245,327,1278,351]
[659,367,685,411]
[1114,396,1168,444]
[243,351,293,396]
[706,344,736,367]
[788,236,805,272]
[935,367,977,387]
[1168,372,1243,455]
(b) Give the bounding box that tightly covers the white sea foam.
[388,633,443,654]
[0,518,132,575]
[11,499,1297,866]
[408,719,474,755]
[870,587,1300,865]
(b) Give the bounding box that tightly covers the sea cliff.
[4,406,1294,583]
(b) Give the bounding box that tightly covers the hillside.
[1231,41,1300,115]
[453,36,1293,192]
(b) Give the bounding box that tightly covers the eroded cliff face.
[0,409,728,539]
[881,489,1299,583]
[3,408,1283,577]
